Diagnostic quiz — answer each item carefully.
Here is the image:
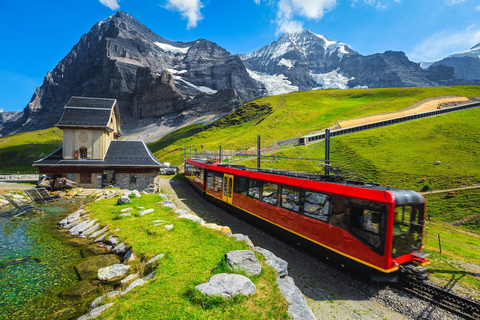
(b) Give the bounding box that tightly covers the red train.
[185,159,429,282]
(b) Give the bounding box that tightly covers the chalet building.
[34,97,162,190]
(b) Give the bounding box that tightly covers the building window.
[281,187,300,213]
[79,147,88,159]
[80,173,91,184]
[130,174,137,184]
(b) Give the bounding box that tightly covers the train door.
[222,174,234,204]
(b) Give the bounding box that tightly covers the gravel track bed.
[159,177,463,320]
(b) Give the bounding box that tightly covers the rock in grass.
[165,224,174,231]
[120,207,133,212]
[139,208,154,216]
[90,291,121,308]
[123,248,135,263]
[225,250,262,276]
[116,196,131,205]
[143,271,156,281]
[229,233,254,248]
[75,254,120,280]
[121,279,145,295]
[276,276,315,320]
[98,264,130,281]
[119,212,131,217]
[78,303,114,320]
[254,247,288,278]
[112,243,127,254]
[195,273,256,298]
[120,273,139,286]
[145,253,165,266]
[178,213,205,225]
[89,226,108,239]
[106,236,119,247]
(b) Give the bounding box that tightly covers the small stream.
[0,199,90,320]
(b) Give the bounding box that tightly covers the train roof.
[187,159,425,205]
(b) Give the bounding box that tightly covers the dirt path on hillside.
[157,176,462,320]
[420,184,480,195]
[337,96,470,129]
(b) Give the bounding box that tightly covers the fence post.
[438,233,442,254]
[325,129,331,175]
[257,135,261,170]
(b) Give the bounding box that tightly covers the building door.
[102,169,116,188]
[222,174,234,204]
[80,173,92,184]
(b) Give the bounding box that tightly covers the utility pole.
[325,129,331,175]
[190,146,192,159]
[257,135,261,170]
[184,146,186,163]
[219,145,222,163]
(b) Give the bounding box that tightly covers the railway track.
[395,279,480,320]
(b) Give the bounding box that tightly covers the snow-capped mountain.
[427,43,480,81]
[0,11,262,136]
[240,30,358,94]
[241,29,455,93]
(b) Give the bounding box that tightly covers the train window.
[223,176,228,195]
[304,191,330,220]
[262,183,278,205]
[281,187,299,212]
[228,177,233,197]
[206,172,214,190]
[214,173,223,193]
[233,176,247,195]
[247,179,261,199]
[350,200,386,253]
[392,205,424,258]
[329,196,350,231]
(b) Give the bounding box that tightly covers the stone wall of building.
[115,173,158,191]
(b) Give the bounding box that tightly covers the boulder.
[204,223,232,234]
[178,213,205,225]
[117,196,132,205]
[75,254,120,280]
[225,250,262,276]
[98,264,130,281]
[195,273,256,298]
[60,281,97,298]
[123,248,135,263]
[132,190,141,198]
[229,233,254,248]
[254,247,288,278]
[276,276,315,320]
[78,303,114,320]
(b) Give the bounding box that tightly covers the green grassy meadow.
[0,127,62,173]
[150,86,480,165]
[86,194,289,320]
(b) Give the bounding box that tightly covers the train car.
[185,158,429,282]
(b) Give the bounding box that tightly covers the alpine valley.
[1,11,479,139]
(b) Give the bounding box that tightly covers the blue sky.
[1,0,479,112]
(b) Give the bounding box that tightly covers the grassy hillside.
[237,106,480,191]
[150,86,480,165]
[0,128,62,173]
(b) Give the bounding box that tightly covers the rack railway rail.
[395,279,480,320]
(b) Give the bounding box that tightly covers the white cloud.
[99,0,120,10]
[409,27,480,62]
[447,0,466,4]
[274,0,336,34]
[352,0,400,9]
[164,0,203,29]
[476,5,480,12]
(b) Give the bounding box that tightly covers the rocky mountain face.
[240,29,456,93]
[427,43,480,83]
[0,11,262,137]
